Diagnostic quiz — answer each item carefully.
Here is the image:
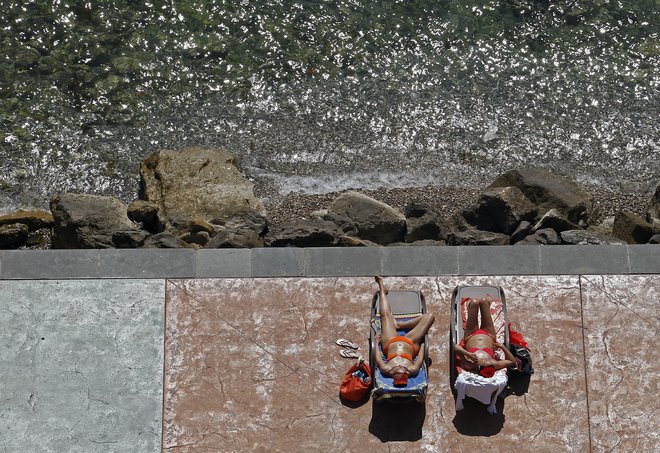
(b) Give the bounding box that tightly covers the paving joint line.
[578,276,593,453]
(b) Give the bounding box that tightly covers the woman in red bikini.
[374,276,435,387]
[455,296,516,376]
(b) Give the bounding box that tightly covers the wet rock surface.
[50,193,138,249]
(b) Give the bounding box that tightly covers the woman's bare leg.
[396,315,422,330]
[478,296,497,337]
[375,276,397,347]
[404,313,435,349]
[464,298,480,338]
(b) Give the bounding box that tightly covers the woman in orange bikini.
[455,296,516,377]
[374,276,435,387]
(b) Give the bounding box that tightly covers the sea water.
[0,0,658,213]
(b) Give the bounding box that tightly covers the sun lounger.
[369,290,429,403]
[450,285,509,413]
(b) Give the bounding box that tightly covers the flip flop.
[340,349,359,359]
[370,317,382,335]
[336,338,359,350]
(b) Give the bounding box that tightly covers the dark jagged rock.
[112,230,151,248]
[446,229,510,246]
[475,186,537,234]
[183,231,211,246]
[560,230,626,245]
[515,228,561,245]
[140,147,265,235]
[0,210,54,232]
[510,221,533,244]
[648,234,660,244]
[533,209,580,233]
[0,223,29,249]
[404,201,445,242]
[459,203,499,233]
[612,211,657,244]
[489,167,598,226]
[50,193,138,249]
[143,232,193,248]
[327,191,405,245]
[265,219,342,247]
[127,200,164,234]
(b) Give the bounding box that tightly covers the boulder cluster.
[1,148,659,250]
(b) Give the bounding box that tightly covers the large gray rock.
[328,191,405,245]
[612,211,657,244]
[265,219,342,247]
[0,223,29,249]
[140,147,265,234]
[50,193,138,249]
[445,229,510,246]
[647,185,660,229]
[489,167,598,226]
[560,230,626,245]
[0,210,54,231]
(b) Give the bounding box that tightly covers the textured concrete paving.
[2,272,658,452]
[581,275,659,452]
[163,276,611,452]
[0,280,164,452]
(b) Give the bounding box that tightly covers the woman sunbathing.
[455,296,516,377]
[374,276,435,387]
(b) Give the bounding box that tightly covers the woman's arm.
[455,344,479,363]
[492,342,517,369]
[408,343,425,375]
[375,350,392,376]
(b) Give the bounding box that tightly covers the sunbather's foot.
[374,275,388,293]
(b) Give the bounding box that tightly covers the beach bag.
[340,362,372,401]
[510,344,534,375]
[507,323,533,375]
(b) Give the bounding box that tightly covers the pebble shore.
[256,183,652,228]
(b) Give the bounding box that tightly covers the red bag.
[340,362,372,402]
[508,323,529,349]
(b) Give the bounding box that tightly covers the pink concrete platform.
[163,275,659,452]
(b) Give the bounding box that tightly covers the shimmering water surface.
[0,1,658,212]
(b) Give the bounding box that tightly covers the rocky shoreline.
[258,184,652,229]
[0,147,658,250]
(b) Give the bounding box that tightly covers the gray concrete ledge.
[1,245,658,279]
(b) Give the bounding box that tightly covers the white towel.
[454,370,508,414]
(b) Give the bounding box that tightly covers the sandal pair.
[336,338,359,358]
